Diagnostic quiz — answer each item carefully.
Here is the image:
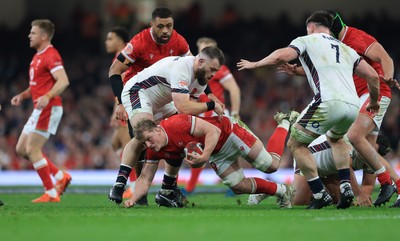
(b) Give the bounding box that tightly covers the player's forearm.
[175,101,211,115]
[256,48,294,68]
[202,128,221,158]
[47,77,69,98]
[133,163,157,201]
[229,90,241,114]
[380,55,394,80]
[367,77,380,102]
[21,88,31,99]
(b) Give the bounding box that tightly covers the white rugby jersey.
[289,33,361,106]
[299,135,371,177]
[123,56,206,110]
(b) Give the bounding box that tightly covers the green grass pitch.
[0,187,399,241]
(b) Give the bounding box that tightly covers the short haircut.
[197,37,218,49]
[31,19,55,40]
[134,119,158,142]
[109,26,130,43]
[305,11,333,29]
[201,46,225,65]
[152,7,173,20]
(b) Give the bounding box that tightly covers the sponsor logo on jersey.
[149,53,154,59]
[169,49,174,55]
[124,43,134,55]
[178,80,189,88]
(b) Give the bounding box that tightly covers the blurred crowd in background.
[0,1,399,171]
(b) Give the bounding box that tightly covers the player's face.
[142,129,165,152]
[196,58,221,86]
[28,26,45,49]
[151,17,174,45]
[105,32,120,54]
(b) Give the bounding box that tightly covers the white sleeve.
[169,62,191,94]
[288,36,306,56]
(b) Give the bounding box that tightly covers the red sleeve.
[45,49,63,72]
[121,34,143,63]
[343,27,377,56]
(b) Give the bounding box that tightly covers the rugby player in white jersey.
[108,46,225,205]
[238,11,380,209]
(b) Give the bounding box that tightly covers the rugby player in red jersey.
[11,19,71,203]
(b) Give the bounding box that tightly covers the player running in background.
[108,46,226,205]
[238,11,380,209]
[184,37,241,195]
[122,111,298,208]
[107,7,192,204]
[104,26,136,199]
[11,19,71,203]
[278,10,399,207]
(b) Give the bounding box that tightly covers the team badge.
[178,80,189,88]
[124,43,134,55]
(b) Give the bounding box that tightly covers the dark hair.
[152,7,173,20]
[306,11,333,29]
[325,10,346,38]
[109,26,130,43]
[376,134,391,156]
[31,19,55,40]
[134,119,158,142]
[201,46,225,65]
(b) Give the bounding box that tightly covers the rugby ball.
[184,141,204,160]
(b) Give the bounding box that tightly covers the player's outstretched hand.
[366,101,380,116]
[123,198,135,208]
[11,94,23,106]
[115,104,128,121]
[356,193,372,207]
[237,59,257,71]
[380,75,400,90]
[36,94,51,109]
[208,93,225,110]
[277,63,298,75]
[184,152,207,168]
[213,101,224,121]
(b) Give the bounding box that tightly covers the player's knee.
[265,159,279,173]
[24,144,38,158]
[289,127,314,148]
[222,171,244,189]
[111,142,119,152]
[252,149,273,173]
[111,136,120,151]
[347,131,363,146]
[15,144,26,158]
